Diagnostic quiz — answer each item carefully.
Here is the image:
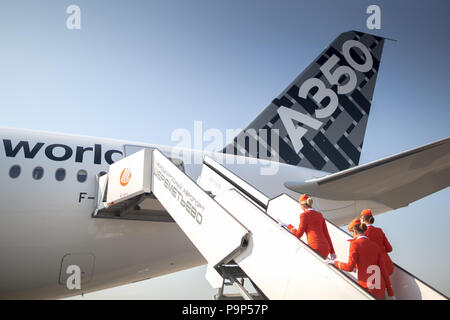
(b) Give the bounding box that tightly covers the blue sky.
[1,0,449,299]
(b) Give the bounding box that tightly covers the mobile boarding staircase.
[93,148,448,300]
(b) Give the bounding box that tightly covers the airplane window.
[55,168,66,181]
[9,165,21,179]
[77,169,87,183]
[98,171,107,177]
[32,167,44,180]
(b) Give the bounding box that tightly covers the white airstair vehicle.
[93,148,447,300]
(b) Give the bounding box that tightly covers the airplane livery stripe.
[313,132,351,171]
[300,137,326,170]
[339,95,363,122]
[337,136,361,164]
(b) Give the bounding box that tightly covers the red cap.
[360,209,372,217]
[299,194,310,205]
[348,218,362,232]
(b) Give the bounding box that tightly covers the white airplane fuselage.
[0,127,389,299]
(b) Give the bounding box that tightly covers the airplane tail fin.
[222,30,385,173]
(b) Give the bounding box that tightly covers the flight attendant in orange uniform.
[333,218,395,300]
[360,209,394,275]
[287,194,336,259]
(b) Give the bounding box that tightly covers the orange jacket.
[365,225,394,275]
[288,209,335,259]
[334,236,394,299]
